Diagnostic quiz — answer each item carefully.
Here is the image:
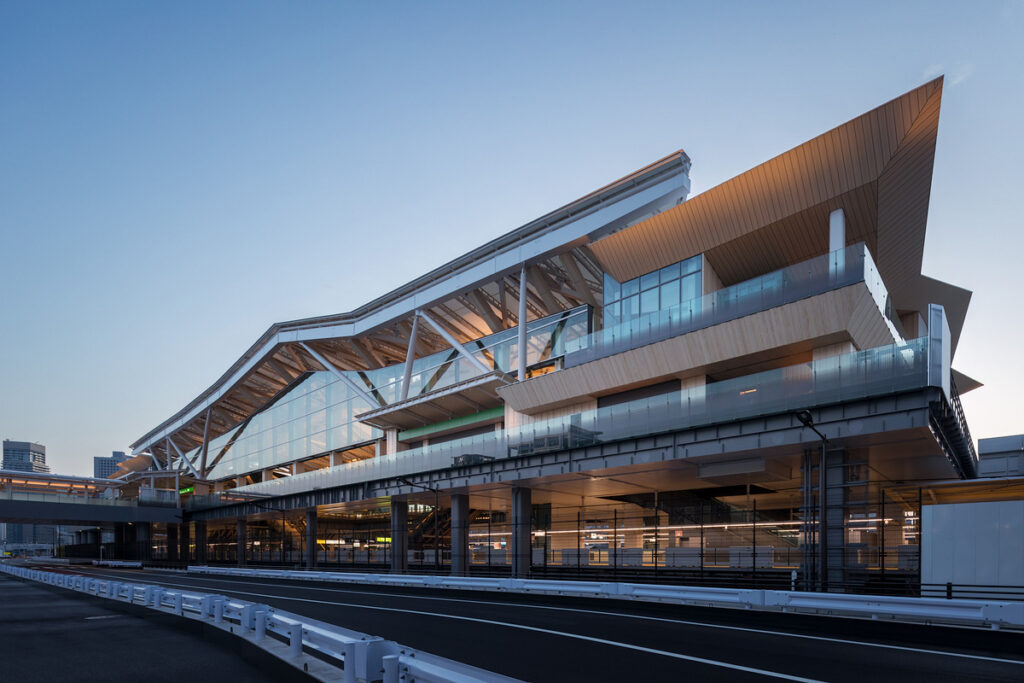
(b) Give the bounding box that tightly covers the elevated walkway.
[0,470,181,525]
[0,490,181,524]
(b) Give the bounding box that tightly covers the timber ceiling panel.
[589,79,943,291]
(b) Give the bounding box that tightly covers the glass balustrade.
[230,336,929,499]
[564,242,901,367]
[0,489,136,506]
[196,307,591,480]
[193,245,902,483]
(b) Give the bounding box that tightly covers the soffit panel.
[705,182,878,286]
[590,79,942,286]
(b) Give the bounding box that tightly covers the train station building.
[124,77,990,593]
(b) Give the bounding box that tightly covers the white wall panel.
[923,500,1024,588]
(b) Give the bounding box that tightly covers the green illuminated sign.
[178,486,195,494]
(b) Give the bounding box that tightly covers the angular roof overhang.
[589,78,971,352]
[132,152,692,462]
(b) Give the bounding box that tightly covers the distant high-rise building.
[2,440,55,546]
[2,440,50,474]
[93,450,130,479]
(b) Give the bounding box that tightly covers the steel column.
[517,264,528,380]
[299,342,380,408]
[400,314,420,401]
[305,508,317,569]
[390,500,409,573]
[511,487,531,578]
[195,521,208,565]
[416,310,491,375]
[450,493,469,576]
[237,518,247,567]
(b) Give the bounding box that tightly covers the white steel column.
[416,311,490,374]
[400,314,420,401]
[829,208,846,276]
[168,436,201,480]
[517,263,528,381]
[298,342,380,407]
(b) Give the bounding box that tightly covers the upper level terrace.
[135,79,977,492]
[171,240,911,486]
[214,303,975,508]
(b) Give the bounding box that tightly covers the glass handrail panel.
[565,243,900,368]
[231,337,929,499]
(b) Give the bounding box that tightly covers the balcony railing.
[231,336,930,499]
[564,242,902,368]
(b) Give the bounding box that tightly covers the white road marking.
[84,615,120,620]
[80,568,1024,667]
[71,568,820,681]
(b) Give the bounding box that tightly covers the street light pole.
[797,410,828,592]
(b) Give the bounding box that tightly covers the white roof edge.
[132,160,691,453]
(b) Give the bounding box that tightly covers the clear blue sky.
[1,1,1021,476]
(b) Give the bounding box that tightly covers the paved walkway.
[0,574,296,683]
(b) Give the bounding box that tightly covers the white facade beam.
[416,310,491,376]
[298,342,381,408]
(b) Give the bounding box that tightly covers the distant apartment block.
[94,450,131,479]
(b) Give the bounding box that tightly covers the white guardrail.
[187,566,1024,631]
[0,562,520,683]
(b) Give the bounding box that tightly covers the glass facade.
[202,372,378,481]
[603,254,702,329]
[568,243,897,367]
[195,306,591,481]
[233,335,932,498]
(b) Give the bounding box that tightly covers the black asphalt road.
[45,567,1024,681]
[0,573,299,683]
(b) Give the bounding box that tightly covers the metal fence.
[0,562,519,683]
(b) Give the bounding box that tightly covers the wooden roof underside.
[589,77,970,350]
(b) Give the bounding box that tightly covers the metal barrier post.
[382,655,399,683]
[255,611,266,640]
[343,642,357,683]
[289,625,303,658]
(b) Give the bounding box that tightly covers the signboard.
[178,486,195,495]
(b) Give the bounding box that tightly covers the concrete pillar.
[237,518,247,567]
[385,429,407,455]
[829,208,846,276]
[451,493,470,576]
[136,522,152,562]
[829,208,845,253]
[180,523,191,564]
[114,523,128,560]
[195,521,207,565]
[511,487,532,578]
[167,523,179,562]
[390,501,409,574]
[305,508,317,569]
